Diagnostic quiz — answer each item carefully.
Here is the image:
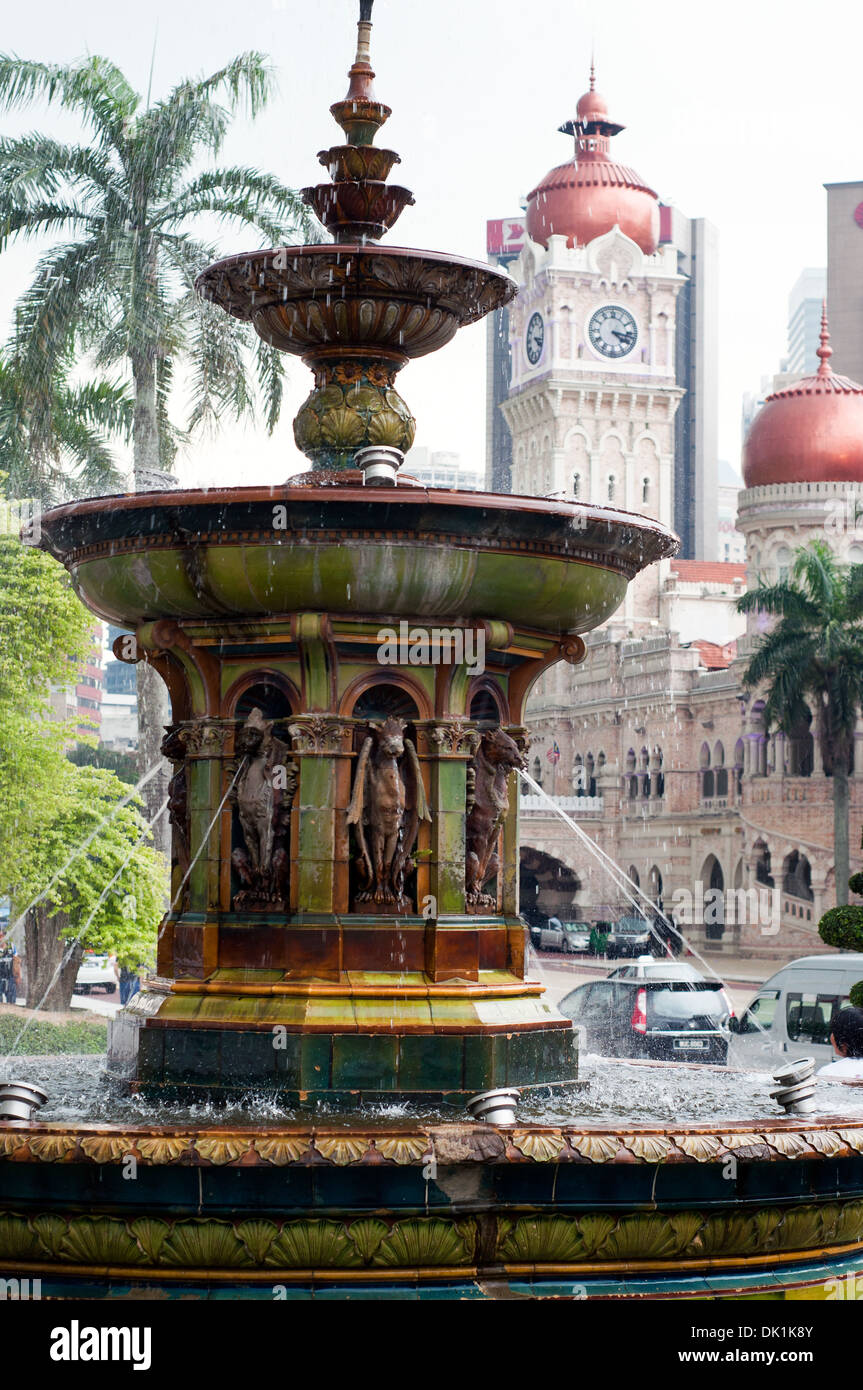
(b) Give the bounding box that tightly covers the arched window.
[607,474,616,503]
[734,737,744,796]
[585,752,596,797]
[653,748,664,798]
[775,545,792,584]
[532,755,542,786]
[714,741,728,797]
[753,840,774,888]
[572,754,585,794]
[628,866,641,888]
[782,851,814,903]
[572,473,581,498]
[626,748,637,774]
[642,476,650,504]
[702,855,725,940]
[787,707,814,778]
[700,742,713,798]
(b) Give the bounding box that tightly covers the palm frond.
[0,55,137,152]
[134,53,276,186]
[155,167,314,244]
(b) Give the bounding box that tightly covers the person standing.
[119,965,141,1006]
[0,933,18,1005]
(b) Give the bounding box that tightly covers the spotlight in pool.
[770,1058,816,1115]
[355,445,403,486]
[466,1087,521,1125]
[0,1081,48,1123]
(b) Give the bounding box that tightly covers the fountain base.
[3,1107,863,1300]
[107,964,578,1102]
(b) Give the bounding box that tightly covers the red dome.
[526,68,659,255]
[526,159,659,254]
[742,310,863,487]
[576,87,609,122]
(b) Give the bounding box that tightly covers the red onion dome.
[742,306,863,488]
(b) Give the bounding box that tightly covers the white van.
[731,954,863,1069]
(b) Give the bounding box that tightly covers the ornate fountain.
[39,4,674,1107]
[4,4,863,1300]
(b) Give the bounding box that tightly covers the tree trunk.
[132,352,161,482]
[132,351,172,856]
[834,763,850,906]
[23,907,84,1012]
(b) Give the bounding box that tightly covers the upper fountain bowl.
[195,244,517,365]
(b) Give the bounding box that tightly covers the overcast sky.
[1,0,862,490]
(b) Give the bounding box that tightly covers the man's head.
[830,1006,863,1059]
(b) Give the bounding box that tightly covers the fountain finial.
[305,0,412,245]
[329,0,390,145]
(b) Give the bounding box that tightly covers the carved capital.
[425,720,482,757]
[181,719,235,759]
[505,726,531,756]
[288,715,354,755]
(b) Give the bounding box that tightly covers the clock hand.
[611,328,633,343]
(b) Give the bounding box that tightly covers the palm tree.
[738,540,863,906]
[0,349,131,504]
[0,52,314,844]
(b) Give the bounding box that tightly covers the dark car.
[604,916,658,959]
[559,976,732,1065]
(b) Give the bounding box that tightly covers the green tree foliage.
[0,351,131,505]
[738,541,863,908]
[0,51,316,844]
[68,741,138,785]
[0,536,165,1010]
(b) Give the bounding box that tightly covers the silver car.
[537,919,592,953]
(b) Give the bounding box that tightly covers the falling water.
[159,756,249,934]
[518,768,772,1017]
[5,760,166,948]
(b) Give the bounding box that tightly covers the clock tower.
[501,68,684,626]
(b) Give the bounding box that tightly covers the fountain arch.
[227,672,299,721]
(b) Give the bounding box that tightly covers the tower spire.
[817,300,833,377]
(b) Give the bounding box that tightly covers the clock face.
[525,311,544,365]
[588,304,638,359]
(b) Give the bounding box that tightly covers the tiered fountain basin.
[3,1103,863,1298]
[196,246,517,467]
[40,482,674,1103]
